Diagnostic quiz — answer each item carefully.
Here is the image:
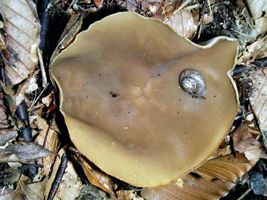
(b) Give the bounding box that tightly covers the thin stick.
[197,0,207,39]
[173,0,193,15]
[236,188,252,200]
[38,48,48,88]
[28,83,49,112]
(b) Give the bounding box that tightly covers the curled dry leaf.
[50,13,84,61]
[0,142,51,162]
[72,150,116,198]
[3,0,40,85]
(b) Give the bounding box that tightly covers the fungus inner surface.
[51,12,239,187]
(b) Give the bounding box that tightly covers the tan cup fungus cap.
[50,12,239,187]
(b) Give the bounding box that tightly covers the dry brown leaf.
[0,167,20,185]
[44,149,83,200]
[12,70,40,107]
[34,117,58,176]
[55,170,83,200]
[0,129,17,146]
[0,93,10,129]
[142,154,256,200]
[0,151,32,163]
[41,90,55,107]
[117,190,144,200]
[3,0,40,85]
[212,145,231,158]
[20,180,46,200]
[246,0,267,34]
[73,151,116,198]
[244,145,267,161]
[194,154,256,183]
[94,0,104,8]
[249,68,267,133]
[232,123,266,161]
[0,187,25,200]
[237,36,267,64]
[0,142,51,162]
[165,10,197,38]
[232,123,260,153]
[211,136,231,158]
[50,13,84,61]
[141,173,235,200]
[116,0,138,12]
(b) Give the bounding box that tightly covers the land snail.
[179,69,206,99]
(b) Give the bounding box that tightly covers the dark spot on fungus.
[110,91,120,98]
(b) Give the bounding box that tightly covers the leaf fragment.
[142,154,257,200]
[3,0,40,85]
[0,129,17,146]
[0,142,51,162]
[0,187,25,200]
[194,154,256,183]
[72,149,116,198]
[249,68,267,132]
[117,190,144,200]
[232,123,266,161]
[141,173,235,200]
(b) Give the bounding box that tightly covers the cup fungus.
[50,12,239,187]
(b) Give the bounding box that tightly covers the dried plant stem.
[174,0,193,14]
[237,188,252,200]
[28,83,49,112]
[38,48,48,88]
[197,0,207,39]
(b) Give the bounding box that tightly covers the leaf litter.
[2,0,40,85]
[0,142,52,162]
[0,0,267,199]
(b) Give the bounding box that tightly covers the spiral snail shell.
[179,69,206,98]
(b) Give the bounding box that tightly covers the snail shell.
[179,69,206,98]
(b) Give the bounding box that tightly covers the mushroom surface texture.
[50,12,239,187]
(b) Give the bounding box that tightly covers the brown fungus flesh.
[50,12,239,187]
